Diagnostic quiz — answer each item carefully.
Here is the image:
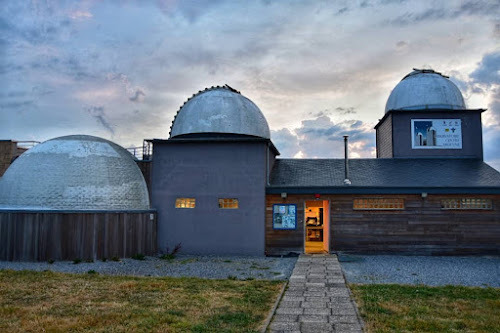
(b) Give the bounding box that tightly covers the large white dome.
[0,135,150,210]
[385,69,466,113]
[169,85,271,139]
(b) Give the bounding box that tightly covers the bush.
[73,258,82,265]
[159,243,182,260]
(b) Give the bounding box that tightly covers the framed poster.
[411,119,462,149]
[272,204,297,230]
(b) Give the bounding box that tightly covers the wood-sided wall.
[0,210,157,261]
[266,194,500,255]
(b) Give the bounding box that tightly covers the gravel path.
[339,254,500,287]
[0,255,297,280]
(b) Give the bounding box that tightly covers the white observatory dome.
[169,85,271,139]
[0,135,150,210]
[385,69,466,113]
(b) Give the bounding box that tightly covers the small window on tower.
[219,198,239,209]
[175,198,196,208]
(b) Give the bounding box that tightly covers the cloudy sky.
[1,0,499,169]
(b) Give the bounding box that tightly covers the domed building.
[151,85,279,255]
[0,135,156,261]
[0,135,149,210]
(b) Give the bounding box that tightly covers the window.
[219,198,239,209]
[175,198,195,208]
[441,198,492,210]
[353,198,404,210]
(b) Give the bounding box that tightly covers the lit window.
[219,198,239,209]
[441,198,492,210]
[353,198,404,210]
[175,198,195,208]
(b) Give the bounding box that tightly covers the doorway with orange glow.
[304,200,330,254]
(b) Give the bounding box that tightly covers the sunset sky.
[1,0,499,169]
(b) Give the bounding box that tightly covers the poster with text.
[411,119,462,149]
[272,204,297,230]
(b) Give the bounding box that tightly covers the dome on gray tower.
[169,85,271,139]
[385,69,466,113]
[0,135,150,210]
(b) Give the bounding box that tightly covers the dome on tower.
[169,85,271,139]
[0,135,150,210]
[385,69,466,113]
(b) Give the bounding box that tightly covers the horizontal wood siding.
[266,194,500,255]
[0,211,157,261]
[265,196,304,255]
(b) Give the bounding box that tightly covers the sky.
[1,0,499,170]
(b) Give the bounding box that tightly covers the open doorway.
[304,200,330,254]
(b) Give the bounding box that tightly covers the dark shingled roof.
[268,158,500,192]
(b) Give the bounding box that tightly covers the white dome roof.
[0,135,150,210]
[385,69,466,113]
[170,85,270,139]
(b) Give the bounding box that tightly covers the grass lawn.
[0,269,283,332]
[350,284,500,333]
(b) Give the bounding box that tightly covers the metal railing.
[127,140,153,160]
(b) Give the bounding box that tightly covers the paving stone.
[281,296,305,302]
[303,307,331,315]
[305,296,330,302]
[269,322,301,331]
[299,314,329,323]
[301,301,327,308]
[275,307,304,315]
[271,314,299,322]
[329,315,359,324]
[300,322,334,332]
[303,290,325,297]
[279,301,301,308]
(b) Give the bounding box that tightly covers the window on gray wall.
[219,198,239,209]
[175,198,196,208]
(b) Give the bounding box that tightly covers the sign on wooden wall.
[272,204,297,230]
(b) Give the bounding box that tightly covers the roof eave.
[266,186,500,195]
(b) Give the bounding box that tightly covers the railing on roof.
[127,140,153,161]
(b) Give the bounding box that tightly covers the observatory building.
[1,69,499,260]
[0,135,156,261]
[150,70,500,256]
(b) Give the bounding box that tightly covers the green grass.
[0,269,283,332]
[350,284,500,333]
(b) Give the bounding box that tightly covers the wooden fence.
[0,210,157,261]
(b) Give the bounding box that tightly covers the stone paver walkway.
[268,254,364,333]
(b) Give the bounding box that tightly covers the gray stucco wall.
[151,140,268,255]
[390,111,483,159]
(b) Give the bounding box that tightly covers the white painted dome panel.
[0,135,150,210]
[170,87,271,139]
[385,70,466,112]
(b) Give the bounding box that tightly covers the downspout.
[343,135,351,185]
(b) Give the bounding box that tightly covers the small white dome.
[170,85,270,139]
[0,135,150,210]
[385,69,466,113]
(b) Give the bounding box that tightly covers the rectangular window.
[175,198,195,208]
[441,198,492,210]
[219,198,239,209]
[353,198,405,210]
